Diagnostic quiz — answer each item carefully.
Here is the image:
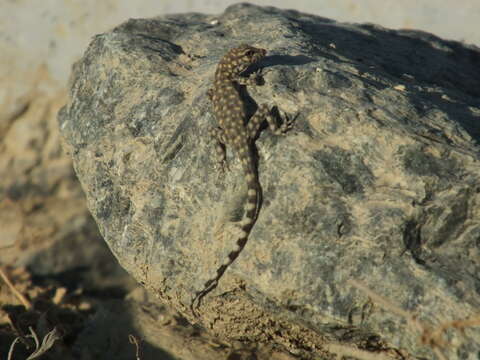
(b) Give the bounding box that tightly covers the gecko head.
[220,44,267,77]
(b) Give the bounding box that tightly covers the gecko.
[191,44,294,315]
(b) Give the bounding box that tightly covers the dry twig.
[129,334,143,360]
[0,267,32,309]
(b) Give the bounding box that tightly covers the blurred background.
[2,0,478,91]
[0,1,478,359]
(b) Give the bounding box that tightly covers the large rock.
[58,3,480,359]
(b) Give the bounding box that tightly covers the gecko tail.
[191,180,260,316]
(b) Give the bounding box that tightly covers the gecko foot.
[280,111,299,134]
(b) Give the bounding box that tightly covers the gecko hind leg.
[247,104,297,139]
[209,126,229,172]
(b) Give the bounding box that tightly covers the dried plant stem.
[0,267,32,309]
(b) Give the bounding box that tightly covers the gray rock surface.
[59,3,480,359]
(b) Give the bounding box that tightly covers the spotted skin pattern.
[191,44,294,315]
